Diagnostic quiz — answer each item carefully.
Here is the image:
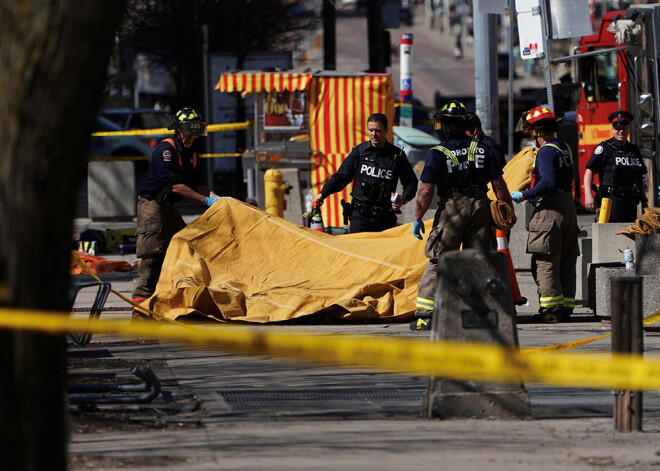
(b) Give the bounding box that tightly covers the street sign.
[516,0,544,60]
[547,0,592,39]
[477,0,508,14]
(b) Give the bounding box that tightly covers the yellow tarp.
[487,145,536,199]
[143,199,431,323]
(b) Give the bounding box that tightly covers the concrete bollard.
[422,249,531,419]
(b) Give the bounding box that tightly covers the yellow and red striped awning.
[215,72,313,93]
[309,75,394,227]
[215,72,394,228]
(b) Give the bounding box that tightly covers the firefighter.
[466,112,507,169]
[132,107,219,317]
[583,110,648,222]
[410,100,512,331]
[511,106,578,323]
[312,113,418,233]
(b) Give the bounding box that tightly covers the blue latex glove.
[511,191,524,204]
[412,220,425,240]
[204,196,219,207]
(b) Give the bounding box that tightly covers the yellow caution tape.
[522,334,612,354]
[90,121,251,137]
[73,249,660,358]
[3,308,660,391]
[522,309,660,354]
[86,156,151,162]
[86,153,243,162]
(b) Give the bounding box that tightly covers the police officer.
[312,113,418,233]
[511,106,578,323]
[410,100,512,330]
[584,110,647,222]
[132,107,220,317]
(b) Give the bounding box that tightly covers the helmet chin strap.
[531,129,541,147]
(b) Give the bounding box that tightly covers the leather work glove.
[511,191,524,204]
[204,196,219,207]
[413,220,425,240]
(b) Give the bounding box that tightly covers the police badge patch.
[163,150,172,161]
[594,145,603,155]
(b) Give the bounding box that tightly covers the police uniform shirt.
[320,140,418,207]
[586,137,646,193]
[419,136,502,196]
[522,139,573,201]
[139,137,203,201]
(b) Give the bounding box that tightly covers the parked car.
[393,125,441,165]
[90,108,171,158]
[79,109,172,218]
[393,94,436,136]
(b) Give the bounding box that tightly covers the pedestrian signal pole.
[400,33,413,127]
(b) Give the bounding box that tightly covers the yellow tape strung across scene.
[91,121,251,137]
[4,308,660,391]
[86,153,243,162]
[523,309,660,354]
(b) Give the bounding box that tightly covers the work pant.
[132,196,186,302]
[527,192,579,314]
[605,196,639,223]
[349,209,397,233]
[415,189,494,317]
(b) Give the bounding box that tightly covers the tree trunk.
[0,2,125,469]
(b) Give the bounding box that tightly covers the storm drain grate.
[215,387,426,412]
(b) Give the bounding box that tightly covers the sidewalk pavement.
[67,241,660,470]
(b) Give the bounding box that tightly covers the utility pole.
[367,0,385,72]
[474,0,500,140]
[323,0,336,70]
[507,0,515,159]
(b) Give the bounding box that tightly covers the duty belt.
[600,185,641,200]
[353,201,393,218]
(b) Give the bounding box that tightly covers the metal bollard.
[611,276,643,432]
[598,197,612,223]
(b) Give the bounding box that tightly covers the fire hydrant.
[264,169,286,218]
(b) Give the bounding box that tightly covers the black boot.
[410,317,432,331]
[531,307,560,324]
[560,308,573,323]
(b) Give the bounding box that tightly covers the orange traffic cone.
[310,202,325,233]
[496,229,526,306]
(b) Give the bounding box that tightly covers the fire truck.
[574,4,660,206]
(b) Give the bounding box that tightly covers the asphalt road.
[317,7,546,110]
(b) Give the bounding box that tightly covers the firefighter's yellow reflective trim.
[468,137,478,162]
[412,318,430,330]
[416,297,435,311]
[563,297,575,308]
[539,295,563,307]
[430,145,460,166]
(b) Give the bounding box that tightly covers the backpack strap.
[160,138,197,169]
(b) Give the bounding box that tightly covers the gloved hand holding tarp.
[139,199,431,323]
